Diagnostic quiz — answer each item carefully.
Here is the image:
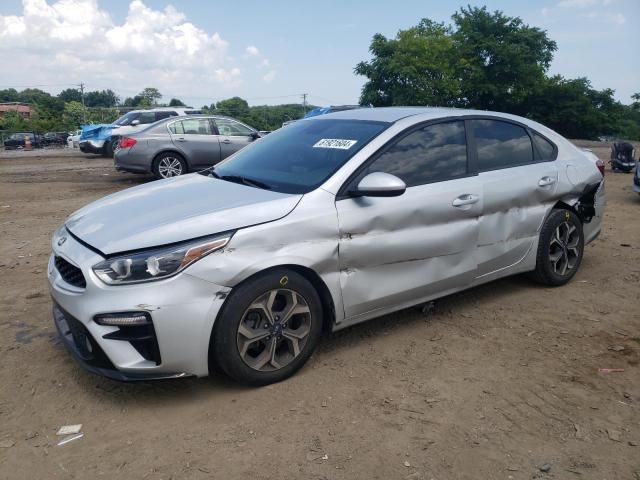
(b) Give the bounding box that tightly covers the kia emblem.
[57,236,67,247]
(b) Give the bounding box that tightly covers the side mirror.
[351,172,406,198]
[131,119,140,126]
[249,131,261,140]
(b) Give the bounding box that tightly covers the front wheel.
[211,269,323,386]
[531,209,584,286]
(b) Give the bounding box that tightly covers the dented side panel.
[186,188,345,322]
[336,176,481,318]
[476,162,558,278]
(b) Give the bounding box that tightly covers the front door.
[169,118,221,168]
[213,118,258,160]
[336,120,481,319]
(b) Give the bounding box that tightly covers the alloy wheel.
[236,289,312,372]
[158,157,183,178]
[549,221,581,276]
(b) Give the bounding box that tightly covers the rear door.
[470,118,559,279]
[168,118,221,168]
[336,120,481,319]
[213,118,258,159]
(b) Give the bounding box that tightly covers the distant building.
[0,102,32,118]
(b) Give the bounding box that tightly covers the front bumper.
[48,230,231,381]
[79,139,106,154]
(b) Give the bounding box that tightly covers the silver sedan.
[114,115,261,179]
[49,107,605,385]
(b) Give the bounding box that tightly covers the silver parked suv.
[114,115,261,179]
[49,107,605,385]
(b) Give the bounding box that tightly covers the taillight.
[595,158,605,177]
[120,137,137,149]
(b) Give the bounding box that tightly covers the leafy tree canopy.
[355,6,637,139]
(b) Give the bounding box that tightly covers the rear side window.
[169,119,212,135]
[472,119,533,171]
[155,111,177,121]
[532,132,556,160]
[362,121,468,187]
[138,112,157,124]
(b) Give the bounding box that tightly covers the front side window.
[472,119,533,171]
[360,121,468,187]
[215,118,254,136]
[169,118,212,135]
[113,112,137,126]
[211,119,388,194]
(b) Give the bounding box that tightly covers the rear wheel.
[211,269,323,386]
[103,139,115,158]
[152,152,187,179]
[531,209,584,286]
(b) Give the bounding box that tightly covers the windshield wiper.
[208,169,271,190]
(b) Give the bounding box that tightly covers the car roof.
[313,106,531,124]
[123,107,199,114]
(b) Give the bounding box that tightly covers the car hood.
[65,174,302,255]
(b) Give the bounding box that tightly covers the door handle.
[538,176,556,187]
[175,137,186,142]
[452,194,479,207]
[221,139,232,144]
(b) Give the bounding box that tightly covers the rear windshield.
[210,119,389,194]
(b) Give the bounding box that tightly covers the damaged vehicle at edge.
[48,107,606,386]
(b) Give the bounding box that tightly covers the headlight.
[92,233,232,285]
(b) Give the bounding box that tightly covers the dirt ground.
[0,144,638,480]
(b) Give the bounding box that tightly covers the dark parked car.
[610,141,636,173]
[43,132,70,146]
[3,132,42,150]
[114,115,261,179]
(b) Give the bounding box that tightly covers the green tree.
[62,101,88,130]
[452,6,556,112]
[215,97,251,119]
[84,89,119,108]
[58,88,83,103]
[356,20,460,107]
[169,98,186,107]
[0,88,21,102]
[0,110,29,133]
[523,76,627,140]
[139,87,162,106]
[356,7,556,111]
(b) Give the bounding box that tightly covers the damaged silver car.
[48,107,605,385]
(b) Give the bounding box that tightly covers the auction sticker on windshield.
[313,139,358,149]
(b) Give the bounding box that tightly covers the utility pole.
[79,82,87,124]
[302,93,308,115]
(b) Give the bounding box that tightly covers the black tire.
[152,152,187,180]
[211,269,323,386]
[531,208,584,286]
[103,140,114,158]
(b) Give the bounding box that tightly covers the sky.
[0,0,638,108]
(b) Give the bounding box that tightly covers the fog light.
[94,312,151,327]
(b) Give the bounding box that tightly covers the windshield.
[210,119,388,194]
[112,112,138,126]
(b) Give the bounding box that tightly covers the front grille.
[54,256,86,288]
